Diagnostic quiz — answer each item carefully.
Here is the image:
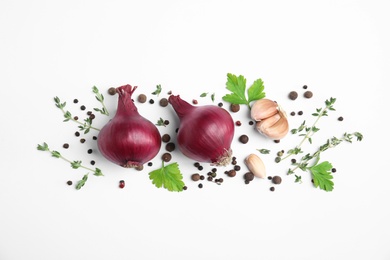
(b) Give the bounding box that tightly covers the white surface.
[1,1,389,259]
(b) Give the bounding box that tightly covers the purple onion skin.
[97,85,161,168]
[168,95,234,166]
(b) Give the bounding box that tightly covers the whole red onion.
[97,85,161,168]
[168,95,234,166]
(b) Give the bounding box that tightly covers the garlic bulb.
[251,99,278,121]
[251,99,289,140]
[256,110,289,139]
[244,154,266,178]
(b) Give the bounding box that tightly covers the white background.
[1,0,389,259]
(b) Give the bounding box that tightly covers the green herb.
[54,96,100,134]
[294,175,302,183]
[37,142,103,189]
[200,92,216,102]
[282,98,337,160]
[309,161,334,191]
[149,161,185,192]
[151,84,162,96]
[222,73,265,109]
[156,117,166,127]
[279,97,363,191]
[286,132,363,191]
[92,86,109,116]
[257,149,270,154]
[76,174,89,190]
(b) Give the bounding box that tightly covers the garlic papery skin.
[245,154,266,178]
[250,99,278,121]
[256,110,289,140]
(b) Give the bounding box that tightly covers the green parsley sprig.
[151,84,162,96]
[149,161,185,192]
[37,142,103,190]
[222,73,266,109]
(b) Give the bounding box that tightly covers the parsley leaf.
[309,161,334,192]
[149,162,185,192]
[222,73,266,108]
[247,78,265,103]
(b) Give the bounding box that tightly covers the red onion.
[97,85,161,168]
[168,95,234,166]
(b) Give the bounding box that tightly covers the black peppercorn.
[90,160,95,165]
[75,131,80,137]
[234,165,241,171]
[290,111,296,116]
[73,99,78,104]
[270,187,275,192]
[272,176,282,185]
[80,138,86,143]
[332,168,337,173]
[80,105,86,110]
[198,183,203,188]
[149,99,154,104]
[239,135,249,144]
[338,116,344,121]
[147,162,153,166]
[87,149,93,154]
[63,143,69,149]
[67,180,73,185]
[165,142,175,152]
[218,102,223,107]
[198,166,203,171]
[244,172,254,181]
[200,175,205,180]
[298,111,303,115]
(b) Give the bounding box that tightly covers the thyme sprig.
[288,132,363,175]
[37,142,103,189]
[54,96,101,134]
[281,97,336,161]
[92,86,109,116]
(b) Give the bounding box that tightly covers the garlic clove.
[245,154,266,178]
[250,99,278,121]
[256,110,289,140]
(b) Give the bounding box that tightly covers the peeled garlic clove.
[250,99,278,121]
[256,110,289,140]
[245,154,266,178]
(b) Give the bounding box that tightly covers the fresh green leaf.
[71,160,82,169]
[37,143,49,151]
[152,84,162,96]
[247,78,265,103]
[310,161,334,192]
[200,92,208,97]
[76,174,89,190]
[51,150,61,158]
[94,168,104,176]
[222,73,248,105]
[257,149,270,154]
[149,162,185,192]
[211,93,215,102]
[156,117,166,127]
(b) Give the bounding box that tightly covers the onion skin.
[168,95,234,166]
[97,85,161,168]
